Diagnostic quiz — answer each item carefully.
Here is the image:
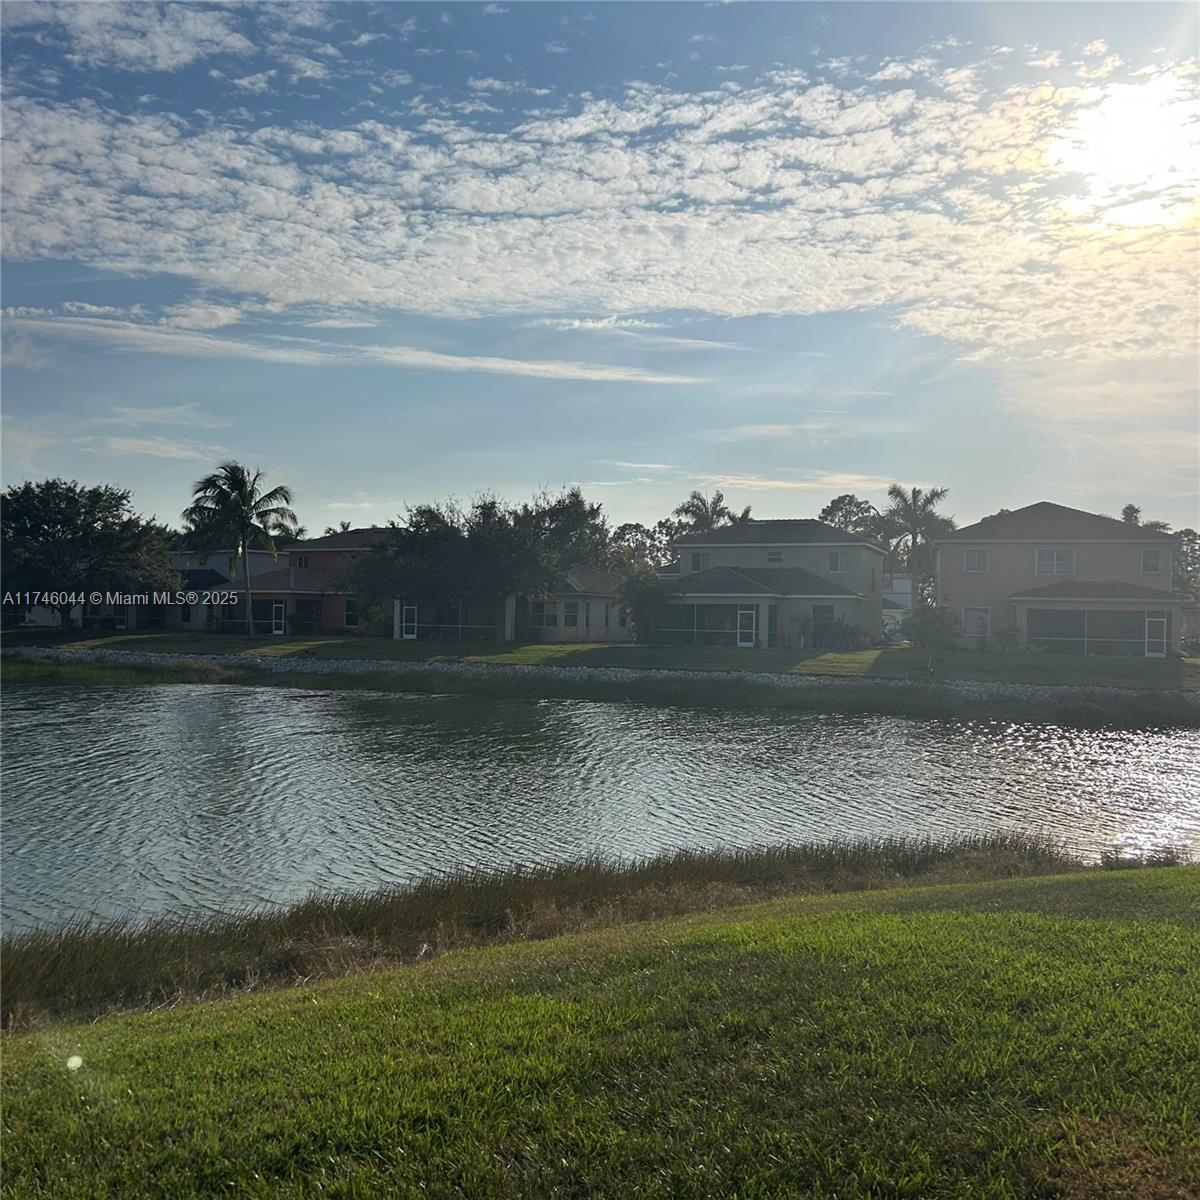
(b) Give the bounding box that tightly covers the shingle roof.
[181,568,230,588]
[674,519,881,548]
[939,502,1176,543]
[237,566,347,594]
[668,565,859,598]
[1011,579,1187,602]
[557,565,622,596]
[289,527,389,550]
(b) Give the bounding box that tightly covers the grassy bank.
[4,866,1197,1198]
[8,627,1198,690]
[5,653,1198,729]
[2,834,1184,1032]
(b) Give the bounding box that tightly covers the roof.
[939,502,1176,543]
[1011,579,1187,603]
[289,527,389,550]
[668,565,859,598]
[238,566,347,594]
[882,597,909,611]
[674,518,881,548]
[554,564,623,596]
[180,568,230,588]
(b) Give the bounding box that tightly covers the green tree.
[1174,528,1199,598]
[1120,503,1171,534]
[819,493,878,535]
[323,521,353,535]
[672,490,750,532]
[1,478,178,629]
[882,485,955,607]
[610,520,679,571]
[182,462,298,637]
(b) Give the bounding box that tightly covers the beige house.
[659,519,887,647]
[934,502,1184,656]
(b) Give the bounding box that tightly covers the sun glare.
[1046,73,1200,227]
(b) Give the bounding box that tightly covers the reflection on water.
[2,683,1197,932]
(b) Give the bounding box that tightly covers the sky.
[2,1,1198,534]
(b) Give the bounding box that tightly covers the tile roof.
[288,527,389,550]
[674,518,881,547]
[667,565,859,597]
[557,564,623,596]
[1011,579,1187,602]
[237,566,347,594]
[180,568,230,588]
[939,502,1176,543]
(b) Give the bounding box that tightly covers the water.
[2,683,1197,933]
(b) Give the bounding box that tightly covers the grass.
[5,654,1198,729]
[1,833,1097,1032]
[7,626,1199,691]
[4,865,1197,1198]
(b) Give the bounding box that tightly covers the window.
[618,607,629,628]
[296,555,309,569]
[564,601,579,628]
[1035,548,1075,576]
[530,602,558,627]
[1141,548,1163,575]
[767,550,782,564]
[828,552,847,573]
[962,549,989,574]
[812,604,835,621]
[180,604,192,624]
[344,599,358,626]
[691,552,710,572]
[962,607,991,638]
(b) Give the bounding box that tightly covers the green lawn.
[7,628,1198,690]
[5,868,1198,1198]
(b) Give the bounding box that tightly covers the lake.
[3,683,1198,933]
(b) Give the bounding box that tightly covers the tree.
[270,523,308,548]
[1121,503,1171,534]
[882,484,955,607]
[182,462,297,637]
[348,489,610,642]
[323,521,353,536]
[610,520,679,571]
[1174,528,1199,598]
[1,478,178,629]
[819,494,878,535]
[672,489,750,532]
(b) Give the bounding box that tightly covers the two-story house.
[934,502,1184,656]
[660,519,887,647]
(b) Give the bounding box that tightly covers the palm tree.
[672,490,750,532]
[882,484,954,608]
[323,520,353,535]
[183,462,298,637]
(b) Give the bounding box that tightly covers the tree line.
[3,466,1198,637]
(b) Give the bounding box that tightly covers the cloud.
[78,435,228,461]
[543,41,569,54]
[6,317,700,383]
[468,76,551,94]
[689,471,896,492]
[93,403,231,430]
[229,70,278,94]
[602,461,678,471]
[481,3,508,14]
[1026,50,1062,69]
[1,2,254,71]
[1081,39,1110,58]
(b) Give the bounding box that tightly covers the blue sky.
[2,1,1198,533]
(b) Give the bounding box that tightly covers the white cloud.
[482,4,509,14]
[6,317,700,383]
[468,76,551,95]
[78,435,228,461]
[543,42,569,54]
[230,70,278,94]
[1026,50,1062,69]
[1,2,254,71]
[689,471,896,493]
[1081,39,1110,58]
[93,403,231,430]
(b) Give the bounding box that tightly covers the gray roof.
[940,502,1176,543]
[668,565,859,598]
[674,518,880,548]
[1011,579,1187,603]
[289,527,389,550]
[555,564,623,596]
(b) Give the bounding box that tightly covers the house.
[216,528,385,635]
[392,565,631,643]
[934,502,1185,656]
[881,571,913,639]
[657,519,887,647]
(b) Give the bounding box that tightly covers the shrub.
[1182,633,1200,658]
[901,607,962,649]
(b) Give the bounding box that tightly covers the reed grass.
[6,833,1187,1032]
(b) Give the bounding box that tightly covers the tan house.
[659,519,887,647]
[934,502,1184,656]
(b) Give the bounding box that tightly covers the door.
[737,607,757,648]
[401,605,418,639]
[1145,616,1167,657]
[271,601,286,636]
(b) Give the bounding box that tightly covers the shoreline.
[5,644,1199,727]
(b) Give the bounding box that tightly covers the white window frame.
[1141,547,1163,575]
[296,555,309,569]
[1035,548,1075,577]
[828,552,847,574]
[344,599,358,627]
[962,549,989,574]
[563,600,579,628]
[767,550,782,564]
[962,606,991,638]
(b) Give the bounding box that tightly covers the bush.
[901,607,962,649]
[1182,633,1200,657]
